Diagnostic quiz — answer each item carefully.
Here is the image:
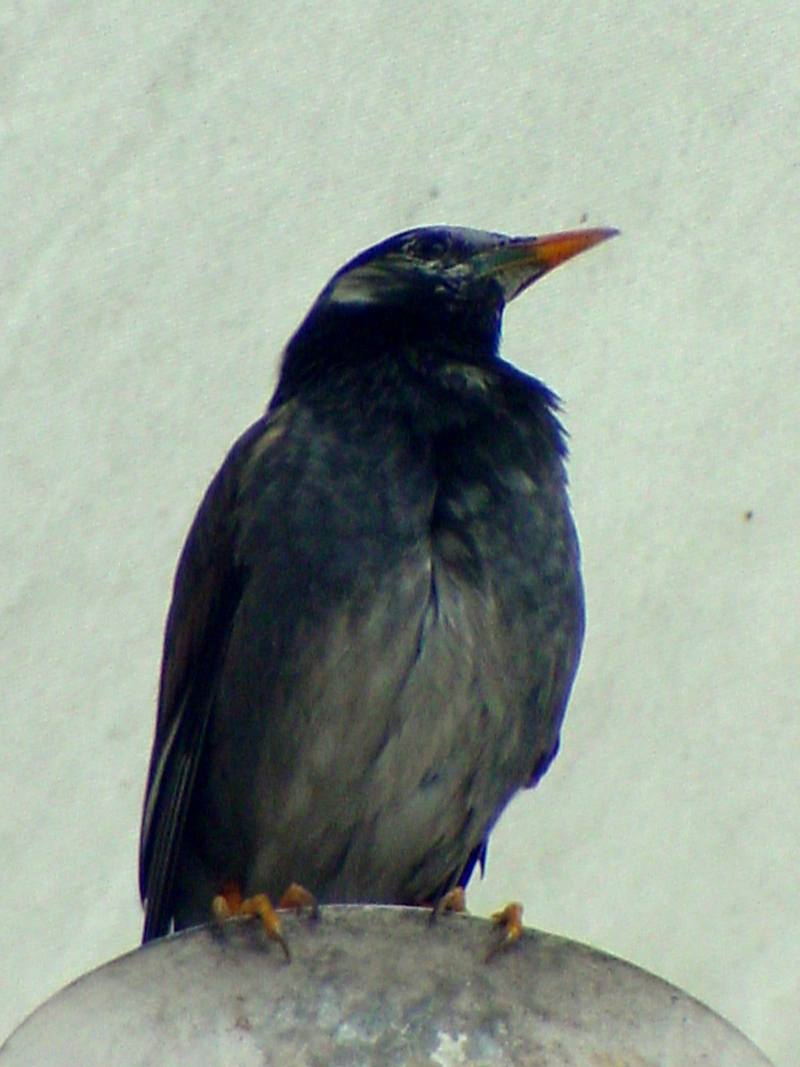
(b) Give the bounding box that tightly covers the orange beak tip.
[533,226,620,271]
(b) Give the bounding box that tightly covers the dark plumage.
[139,224,617,942]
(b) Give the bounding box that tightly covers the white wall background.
[1,3,797,1063]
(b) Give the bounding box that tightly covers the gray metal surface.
[0,905,773,1066]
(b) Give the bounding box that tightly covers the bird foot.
[212,880,291,961]
[278,881,320,921]
[485,901,524,962]
[427,885,467,925]
[436,886,467,915]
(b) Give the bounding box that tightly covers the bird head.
[318,225,617,312]
[278,225,618,400]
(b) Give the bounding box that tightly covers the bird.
[139,223,617,949]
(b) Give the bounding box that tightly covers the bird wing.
[138,407,292,941]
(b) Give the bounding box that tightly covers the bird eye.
[405,235,449,262]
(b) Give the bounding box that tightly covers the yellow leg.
[486,901,524,962]
[437,886,467,914]
[211,881,290,961]
[278,882,320,919]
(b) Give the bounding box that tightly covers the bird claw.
[485,901,524,963]
[428,885,467,924]
[212,882,291,962]
[278,882,320,921]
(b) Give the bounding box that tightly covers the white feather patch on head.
[324,261,404,306]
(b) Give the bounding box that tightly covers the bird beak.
[475,227,619,303]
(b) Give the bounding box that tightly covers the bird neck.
[268,305,566,465]
[273,300,501,409]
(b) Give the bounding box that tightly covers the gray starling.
[139,224,617,944]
